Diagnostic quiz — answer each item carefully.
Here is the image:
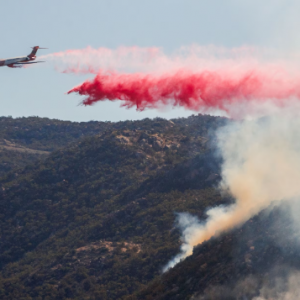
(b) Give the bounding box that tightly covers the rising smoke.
[193,269,300,300]
[164,108,300,271]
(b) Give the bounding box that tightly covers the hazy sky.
[1,0,299,122]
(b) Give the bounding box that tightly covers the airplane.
[0,46,47,68]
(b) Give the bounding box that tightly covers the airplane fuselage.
[0,46,46,68]
[0,56,33,68]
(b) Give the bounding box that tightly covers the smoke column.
[164,110,300,271]
[195,271,300,299]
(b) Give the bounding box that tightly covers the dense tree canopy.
[0,114,228,299]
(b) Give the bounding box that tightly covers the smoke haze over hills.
[164,108,300,271]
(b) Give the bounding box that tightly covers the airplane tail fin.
[28,46,48,59]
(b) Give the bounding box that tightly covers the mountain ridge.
[0,114,228,299]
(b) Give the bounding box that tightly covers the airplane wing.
[14,61,45,65]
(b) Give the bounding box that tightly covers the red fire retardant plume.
[67,69,300,112]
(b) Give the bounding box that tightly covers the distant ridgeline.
[0,115,224,177]
[0,114,230,299]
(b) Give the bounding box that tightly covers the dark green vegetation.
[0,116,111,177]
[0,116,112,151]
[0,114,229,299]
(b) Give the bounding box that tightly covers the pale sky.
[1,0,299,122]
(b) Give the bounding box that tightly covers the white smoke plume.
[193,270,300,300]
[164,107,300,271]
[253,271,300,300]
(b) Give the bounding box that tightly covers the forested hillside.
[0,114,228,299]
[0,114,222,177]
[0,116,111,177]
[3,115,298,300]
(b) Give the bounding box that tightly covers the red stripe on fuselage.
[0,61,5,67]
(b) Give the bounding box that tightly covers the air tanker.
[0,46,47,68]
